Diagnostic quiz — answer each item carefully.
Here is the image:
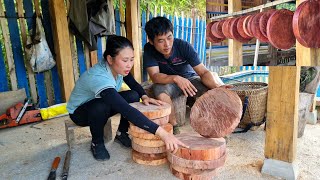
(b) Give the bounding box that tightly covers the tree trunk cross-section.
[129,123,173,140]
[170,164,217,180]
[190,88,242,138]
[130,102,171,119]
[132,150,167,166]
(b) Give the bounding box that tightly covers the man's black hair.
[145,16,173,41]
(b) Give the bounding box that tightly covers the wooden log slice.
[129,122,172,134]
[190,88,242,138]
[211,20,226,39]
[132,150,167,166]
[251,12,269,42]
[152,115,169,125]
[237,16,253,40]
[259,9,277,37]
[132,141,167,154]
[129,123,173,140]
[247,15,256,37]
[222,18,234,39]
[243,15,254,37]
[132,137,165,147]
[167,151,226,170]
[267,9,295,49]
[206,21,223,43]
[293,0,320,48]
[230,17,252,43]
[174,133,226,161]
[129,102,171,119]
[170,164,217,180]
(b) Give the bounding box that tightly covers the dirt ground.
[0,111,319,180]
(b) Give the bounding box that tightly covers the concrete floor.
[0,112,319,180]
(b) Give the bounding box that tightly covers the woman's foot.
[115,132,132,148]
[91,142,110,161]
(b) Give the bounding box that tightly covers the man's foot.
[115,132,132,148]
[173,125,180,135]
[91,142,110,161]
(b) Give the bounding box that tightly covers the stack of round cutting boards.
[207,0,320,49]
[167,88,242,179]
[129,102,172,166]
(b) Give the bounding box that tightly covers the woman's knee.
[86,99,110,118]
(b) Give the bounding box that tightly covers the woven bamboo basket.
[230,82,268,130]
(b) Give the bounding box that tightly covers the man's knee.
[157,92,172,101]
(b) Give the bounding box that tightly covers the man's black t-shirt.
[143,38,201,78]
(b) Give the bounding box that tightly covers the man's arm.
[193,63,224,89]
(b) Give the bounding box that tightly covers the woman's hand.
[141,95,164,106]
[155,127,189,154]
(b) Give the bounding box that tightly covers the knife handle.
[51,157,61,170]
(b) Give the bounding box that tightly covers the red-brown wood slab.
[190,88,242,138]
[206,21,223,43]
[267,9,295,49]
[132,141,167,154]
[170,164,217,180]
[129,123,173,140]
[259,9,277,38]
[230,17,252,43]
[243,15,254,37]
[130,102,171,119]
[132,137,165,147]
[251,12,269,42]
[167,151,226,170]
[222,18,234,39]
[174,133,226,161]
[293,0,320,48]
[211,20,226,39]
[237,16,253,40]
[132,150,167,166]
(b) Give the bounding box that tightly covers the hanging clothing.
[68,0,116,50]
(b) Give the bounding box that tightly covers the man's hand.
[141,95,164,106]
[173,76,198,97]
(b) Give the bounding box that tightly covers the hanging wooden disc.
[230,17,252,43]
[211,20,226,39]
[293,0,320,48]
[190,88,242,138]
[132,141,167,154]
[237,16,252,40]
[222,18,234,39]
[167,151,226,170]
[132,150,167,166]
[206,21,223,43]
[251,12,269,42]
[174,133,226,161]
[267,9,295,49]
[129,102,171,119]
[259,9,277,38]
[170,164,217,180]
[243,15,254,37]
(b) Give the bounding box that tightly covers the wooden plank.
[90,51,98,66]
[4,1,30,96]
[228,0,243,66]
[0,88,27,115]
[295,0,320,66]
[76,38,87,75]
[119,0,126,36]
[49,0,75,102]
[0,2,17,91]
[41,0,63,104]
[70,35,79,81]
[0,39,8,91]
[126,0,141,82]
[84,44,91,69]
[265,66,299,162]
[141,11,148,82]
[16,0,38,104]
[33,0,53,107]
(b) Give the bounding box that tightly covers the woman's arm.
[123,73,146,98]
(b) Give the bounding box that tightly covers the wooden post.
[262,66,300,179]
[126,0,141,82]
[228,0,243,66]
[49,0,75,101]
[296,0,320,66]
[119,0,126,37]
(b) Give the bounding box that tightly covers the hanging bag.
[25,15,55,73]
